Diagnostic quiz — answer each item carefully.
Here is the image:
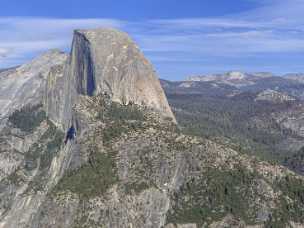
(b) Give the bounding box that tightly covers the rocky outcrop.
[255,89,296,103]
[186,72,273,88]
[0,50,68,125]
[23,95,304,228]
[68,28,175,122]
[285,73,304,84]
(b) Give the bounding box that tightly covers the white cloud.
[0,0,304,77]
[0,17,124,67]
[136,29,304,59]
[0,48,9,58]
[150,18,267,29]
[135,0,304,59]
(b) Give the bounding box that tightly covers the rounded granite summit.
[69,28,176,122]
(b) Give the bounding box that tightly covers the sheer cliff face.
[69,29,176,122]
[44,63,68,128]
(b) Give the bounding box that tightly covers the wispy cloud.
[150,18,268,29]
[137,31,304,56]
[0,48,9,58]
[0,17,123,67]
[0,0,304,79]
[134,0,304,78]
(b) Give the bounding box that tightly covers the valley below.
[162,72,304,175]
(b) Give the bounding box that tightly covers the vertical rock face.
[69,28,175,122]
[44,63,68,128]
[0,50,68,125]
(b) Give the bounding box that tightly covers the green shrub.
[24,121,64,172]
[54,150,118,198]
[106,102,145,121]
[273,175,304,224]
[102,122,129,145]
[167,167,304,227]
[8,104,46,132]
[7,169,26,186]
[24,143,42,171]
[96,99,146,122]
[40,128,64,170]
[166,166,258,226]
[124,181,150,195]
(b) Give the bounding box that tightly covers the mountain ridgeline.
[0,29,304,228]
[161,72,304,158]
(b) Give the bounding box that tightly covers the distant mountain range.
[186,71,304,87]
[162,71,304,100]
[161,72,304,175]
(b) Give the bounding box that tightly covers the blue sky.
[0,0,304,80]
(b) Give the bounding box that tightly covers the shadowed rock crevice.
[71,31,96,96]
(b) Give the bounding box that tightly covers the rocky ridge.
[0,28,303,228]
[0,50,68,124]
[186,71,274,88]
[284,73,304,84]
[255,89,296,103]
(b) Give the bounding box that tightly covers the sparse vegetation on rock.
[8,104,46,133]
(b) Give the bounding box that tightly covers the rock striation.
[44,62,69,128]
